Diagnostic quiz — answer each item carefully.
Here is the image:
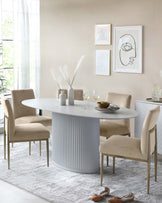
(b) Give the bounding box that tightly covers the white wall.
[40,0,162,106]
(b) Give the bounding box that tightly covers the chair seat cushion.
[100,120,130,138]
[10,123,50,142]
[99,135,147,160]
[15,115,52,126]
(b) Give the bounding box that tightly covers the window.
[0,0,14,94]
[0,0,40,97]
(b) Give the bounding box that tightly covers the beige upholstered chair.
[58,89,83,100]
[100,106,160,194]
[12,89,52,126]
[100,92,132,166]
[1,96,50,169]
[100,92,132,138]
[11,89,52,156]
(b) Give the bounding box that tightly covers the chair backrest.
[12,89,36,119]
[107,92,131,108]
[58,89,83,101]
[141,106,160,157]
[74,89,83,100]
[1,96,15,139]
[107,92,132,128]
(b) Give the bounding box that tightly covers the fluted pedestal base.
[52,113,100,173]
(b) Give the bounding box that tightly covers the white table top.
[22,98,138,120]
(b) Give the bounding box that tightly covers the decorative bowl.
[97,101,110,108]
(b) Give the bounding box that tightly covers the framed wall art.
[95,49,110,76]
[95,24,112,45]
[113,25,143,73]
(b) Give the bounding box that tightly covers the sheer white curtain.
[0,0,2,66]
[0,0,3,127]
[14,0,40,97]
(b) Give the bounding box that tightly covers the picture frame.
[95,49,110,76]
[113,25,143,73]
[95,24,112,45]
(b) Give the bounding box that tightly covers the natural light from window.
[0,0,14,95]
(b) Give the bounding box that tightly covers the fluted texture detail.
[52,113,100,173]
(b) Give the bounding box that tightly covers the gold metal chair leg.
[147,160,150,194]
[4,123,6,160]
[100,153,103,186]
[155,151,157,182]
[46,139,49,167]
[29,141,31,155]
[39,141,41,156]
[155,126,157,182]
[8,140,10,169]
[113,156,115,174]
[107,156,109,167]
[106,137,109,167]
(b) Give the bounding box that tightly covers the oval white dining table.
[22,99,138,174]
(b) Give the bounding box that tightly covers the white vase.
[68,86,74,105]
[59,90,66,106]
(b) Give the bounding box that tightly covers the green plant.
[0,69,8,94]
[0,12,14,94]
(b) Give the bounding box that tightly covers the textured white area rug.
[0,140,162,203]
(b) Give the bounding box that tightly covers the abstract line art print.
[114,26,142,73]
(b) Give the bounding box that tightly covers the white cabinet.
[135,100,162,154]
